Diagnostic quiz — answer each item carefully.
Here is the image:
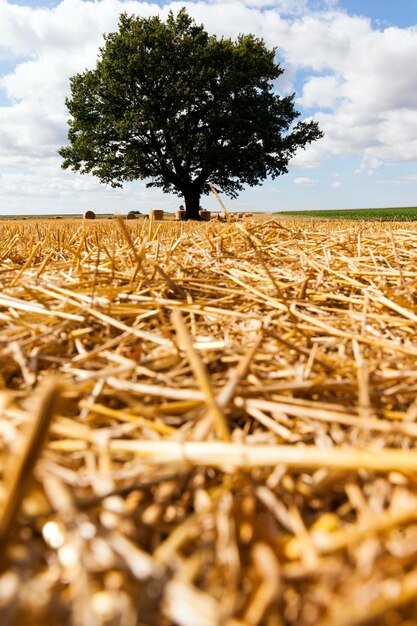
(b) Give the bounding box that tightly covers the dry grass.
[2,216,417,625]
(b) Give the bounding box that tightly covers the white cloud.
[0,170,102,197]
[273,12,372,72]
[293,20,417,169]
[398,175,417,182]
[331,180,342,188]
[294,176,316,185]
[298,75,344,109]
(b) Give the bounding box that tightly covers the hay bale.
[175,210,186,221]
[126,213,137,220]
[199,210,211,222]
[83,210,96,220]
[150,209,164,221]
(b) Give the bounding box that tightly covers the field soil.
[1,217,417,625]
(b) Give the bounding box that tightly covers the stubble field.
[2,216,417,625]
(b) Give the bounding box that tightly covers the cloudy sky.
[1,0,417,215]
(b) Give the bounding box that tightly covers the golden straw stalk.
[0,378,61,550]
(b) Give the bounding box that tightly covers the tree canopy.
[59,9,323,219]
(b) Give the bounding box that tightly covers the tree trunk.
[183,185,201,220]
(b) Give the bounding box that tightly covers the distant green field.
[276,207,417,221]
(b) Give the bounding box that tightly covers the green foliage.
[60,9,323,217]
[277,207,417,220]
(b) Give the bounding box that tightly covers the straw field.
[2,216,417,625]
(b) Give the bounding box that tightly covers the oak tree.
[60,9,323,219]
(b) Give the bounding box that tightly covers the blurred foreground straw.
[0,378,61,554]
[103,440,417,473]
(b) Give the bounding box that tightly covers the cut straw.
[99,440,417,473]
[0,378,61,551]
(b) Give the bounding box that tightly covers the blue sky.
[1,0,417,214]
[340,0,417,28]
